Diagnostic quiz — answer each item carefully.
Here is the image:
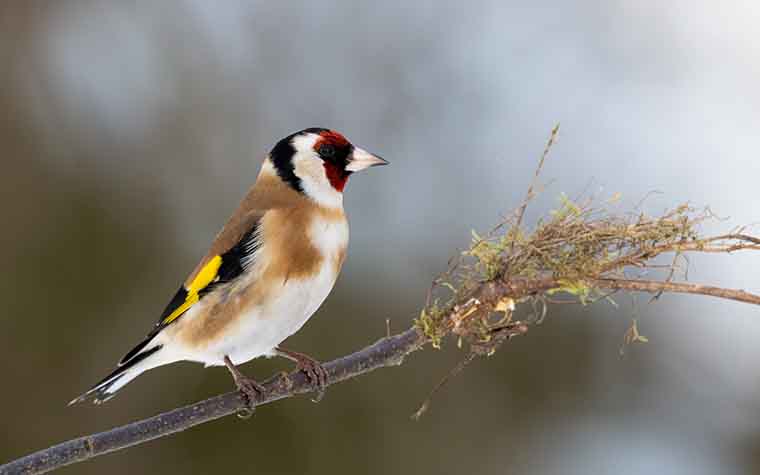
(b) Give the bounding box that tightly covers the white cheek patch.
[291,135,344,209]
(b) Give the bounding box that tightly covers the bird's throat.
[323,162,349,192]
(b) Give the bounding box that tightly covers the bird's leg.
[274,346,328,402]
[224,355,265,410]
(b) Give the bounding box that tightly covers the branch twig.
[495,277,760,306]
[594,278,760,305]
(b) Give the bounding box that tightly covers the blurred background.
[2,1,760,474]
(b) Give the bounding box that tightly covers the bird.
[70,127,388,406]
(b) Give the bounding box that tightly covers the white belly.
[213,264,338,365]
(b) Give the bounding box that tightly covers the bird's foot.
[235,375,266,407]
[275,347,328,403]
[224,355,265,417]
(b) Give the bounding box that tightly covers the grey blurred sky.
[4,1,760,474]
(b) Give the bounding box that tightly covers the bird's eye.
[319,144,336,159]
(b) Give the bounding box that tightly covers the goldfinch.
[70,128,387,405]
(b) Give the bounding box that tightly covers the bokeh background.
[2,1,760,474]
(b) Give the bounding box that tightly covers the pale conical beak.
[345,147,388,172]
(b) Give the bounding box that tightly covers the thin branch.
[0,329,426,475]
[594,278,760,305]
[495,277,760,307]
[506,123,560,260]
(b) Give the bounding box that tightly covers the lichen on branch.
[416,128,760,362]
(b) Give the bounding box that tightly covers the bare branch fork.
[5,127,760,474]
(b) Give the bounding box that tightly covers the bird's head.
[268,128,387,208]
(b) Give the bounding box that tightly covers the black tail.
[69,345,162,405]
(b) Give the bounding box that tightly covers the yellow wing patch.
[162,255,223,325]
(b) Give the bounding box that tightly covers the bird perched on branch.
[70,128,387,406]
